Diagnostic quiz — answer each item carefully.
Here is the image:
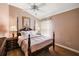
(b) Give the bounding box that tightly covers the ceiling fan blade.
[27,3,34,6]
[38,3,46,8]
[27,3,46,8]
[38,9,45,12]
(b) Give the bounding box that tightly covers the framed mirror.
[22,16,30,28]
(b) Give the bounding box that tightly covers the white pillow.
[26,31,37,37]
[20,31,38,38]
[20,31,25,36]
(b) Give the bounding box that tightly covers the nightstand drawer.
[7,41,17,43]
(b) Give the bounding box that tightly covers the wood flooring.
[7,48,24,56]
[7,45,79,56]
[49,46,79,56]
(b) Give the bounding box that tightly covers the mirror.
[22,16,30,28]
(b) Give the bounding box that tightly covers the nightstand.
[6,37,19,51]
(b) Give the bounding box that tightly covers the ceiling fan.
[27,3,46,15]
[30,3,46,11]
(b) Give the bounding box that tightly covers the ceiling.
[10,3,79,19]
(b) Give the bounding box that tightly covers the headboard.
[16,16,36,38]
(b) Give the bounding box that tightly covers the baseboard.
[56,43,79,54]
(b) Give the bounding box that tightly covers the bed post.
[34,20,36,31]
[28,34,31,56]
[53,32,55,51]
[17,17,19,40]
[22,16,24,27]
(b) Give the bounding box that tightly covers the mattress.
[18,35,51,46]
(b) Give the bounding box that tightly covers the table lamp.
[10,26,17,38]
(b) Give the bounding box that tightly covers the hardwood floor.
[49,46,79,56]
[7,46,79,56]
[7,48,24,56]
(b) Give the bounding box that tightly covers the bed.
[16,17,55,56]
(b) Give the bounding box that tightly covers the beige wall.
[51,8,79,51]
[0,4,9,37]
[9,5,40,33]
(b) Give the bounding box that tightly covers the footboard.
[27,32,55,56]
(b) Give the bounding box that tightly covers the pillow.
[20,31,28,38]
[21,31,34,38]
[20,31,38,38]
[20,31,25,36]
[20,31,26,36]
[27,31,37,35]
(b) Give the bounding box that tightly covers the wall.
[51,8,79,51]
[9,5,40,34]
[0,4,9,37]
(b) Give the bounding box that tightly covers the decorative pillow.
[20,31,28,38]
[20,31,39,38]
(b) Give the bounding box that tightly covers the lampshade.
[10,26,17,31]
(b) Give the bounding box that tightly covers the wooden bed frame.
[16,17,55,56]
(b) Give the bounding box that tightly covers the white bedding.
[18,34,52,55]
[18,35,51,46]
[19,30,51,46]
[31,35,51,45]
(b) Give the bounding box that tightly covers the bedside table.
[6,37,19,51]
